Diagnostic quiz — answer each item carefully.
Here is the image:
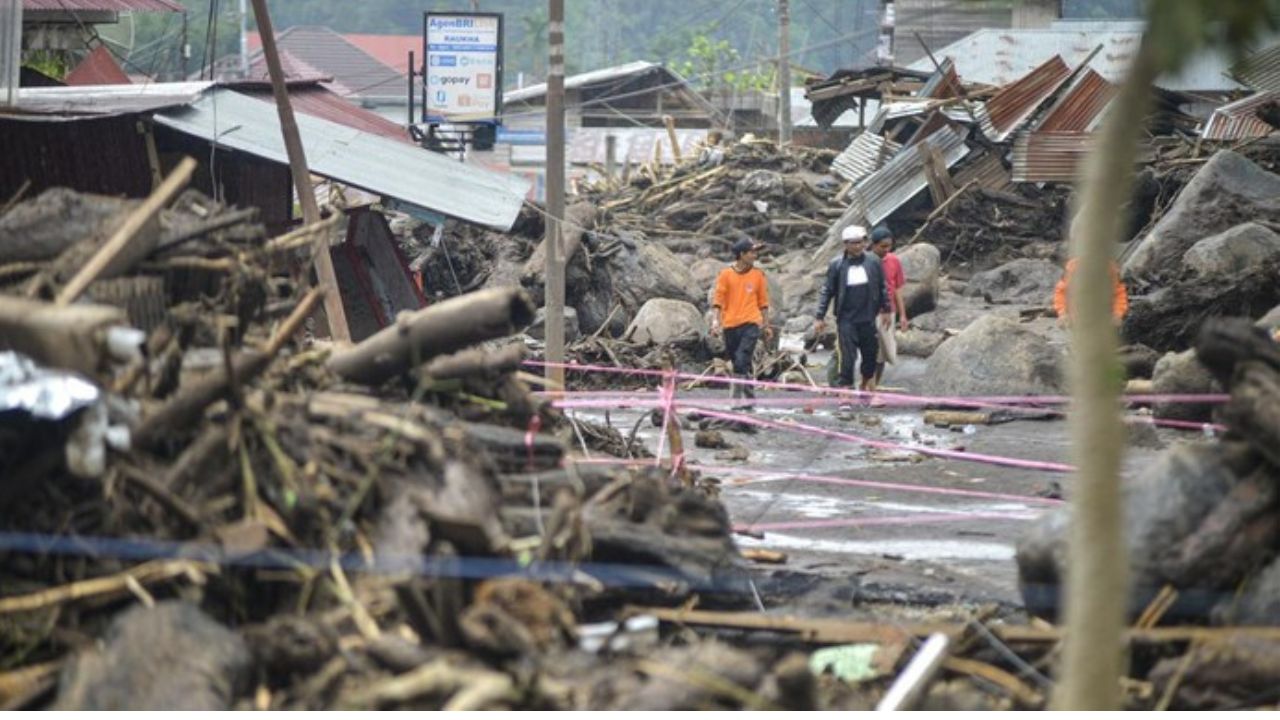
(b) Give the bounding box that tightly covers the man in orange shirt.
[711,237,773,405]
[1053,257,1129,327]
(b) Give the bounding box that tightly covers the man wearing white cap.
[813,224,892,395]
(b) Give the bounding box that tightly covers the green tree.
[1054,0,1280,710]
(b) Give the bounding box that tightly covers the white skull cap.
[842,225,867,242]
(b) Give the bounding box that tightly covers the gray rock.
[921,315,1066,397]
[1152,349,1221,422]
[1018,443,1261,621]
[624,298,708,346]
[1118,343,1161,379]
[1183,222,1280,279]
[1256,303,1280,332]
[910,294,1019,334]
[897,243,942,317]
[1125,151,1280,283]
[55,601,251,710]
[527,306,581,342]
[605,234,703,313]
[965,258,1062,304]
[896,327,948,358]
[689,258,723,292]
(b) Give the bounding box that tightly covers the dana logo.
[430,55,457,67]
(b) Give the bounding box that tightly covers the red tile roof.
[64,45,131,86]
[247,32,420,73]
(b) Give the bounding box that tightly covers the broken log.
[327,287,535,387]
[923,410,991,427]
[419,342,526,381]
[0,295,130,376]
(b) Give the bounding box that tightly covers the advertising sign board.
[423,12,503,123]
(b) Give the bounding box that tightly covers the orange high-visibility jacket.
[1053,258,1129,321]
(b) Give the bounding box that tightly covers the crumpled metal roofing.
[1231,44,1280,93]
[846,125,971,226]
[919,58,960,99]
[1035,68,1116,132]
[1011,131,1092,183]
[831,131,902,184]
[2,81,211,119]
[154,88,530,230]
[1200,91,1280,141]
[975,55,1072,142]
[23,0,183,11]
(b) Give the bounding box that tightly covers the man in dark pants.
[711,237,772,407]
[813,225,891,402]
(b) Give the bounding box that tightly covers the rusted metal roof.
[846,125,971,226]
[1201,91,1280,141]
[832,131,902,183]
[1035,68,1116,132]
[976,55,1073,142]
[237,84,414,145]
[23,0,183,11]
[919,58,960,99]
[1012,130,1156,183]
[1012,131,1092,183]
[1232,44,1280,93]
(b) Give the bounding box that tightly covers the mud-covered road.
[570,347,1193,615]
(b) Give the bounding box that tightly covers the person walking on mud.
[870,225,909,387]
[814,225,892,403]
[711,237,772,407]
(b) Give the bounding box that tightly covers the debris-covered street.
[5,0,1280,712]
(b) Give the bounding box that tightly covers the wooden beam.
[54,156,195,306]
[250,0,350,343]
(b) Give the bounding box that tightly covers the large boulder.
[1183,222,1280,279]
[897,243,941,317]
[920,315,1066,397]
[910,293,1020,334]
[1018,442,1280,622]
[964,258,1062,305]
[1151,349,1222,422]
[624,298,707,346]
[527,306,581,342]
[1124,151,1280,284]
[607,235,703,313]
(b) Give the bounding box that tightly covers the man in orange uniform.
[711,237,773,406]
[1053,257,1129,326]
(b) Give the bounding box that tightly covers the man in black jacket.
[813,225,892,392]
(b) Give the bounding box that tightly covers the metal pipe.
[875,633,950,711]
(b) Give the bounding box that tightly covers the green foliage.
[21,50,70,80]
[673,33,773,92]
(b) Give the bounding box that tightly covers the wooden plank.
[54,156,196,306]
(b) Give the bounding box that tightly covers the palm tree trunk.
[1050,38,1160,710]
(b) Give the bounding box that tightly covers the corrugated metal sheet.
[832,131,902,183]
[906,25,1248,92]
[3,81,210,119]
[23,0,182,11]
[976,55,1072,142]
[1011,131,1155,182]
[238,84,414,145]
[1232,44,1280,93]
[1012,131,1092,183]
[1035,68,1116,132]
[505,61,658,104]
[952,150,1011,191]
[1200,91,1280,141]
[154,88,530,230]
[919,58,959,99]
[846,125,971,226]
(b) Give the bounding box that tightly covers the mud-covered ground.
[569,341,1199,618]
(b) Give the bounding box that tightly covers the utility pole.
[544,0,566,388]
[777,0,791,146]
[251,0,351,342]
[238,0,249,78]
[1,0,21,108]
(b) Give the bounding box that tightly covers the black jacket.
[814,252,891,323]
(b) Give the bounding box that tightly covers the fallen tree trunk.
[420,342,526,381]
[0,295,129,376]
[327,287,535,386]
[520,202,596,295]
